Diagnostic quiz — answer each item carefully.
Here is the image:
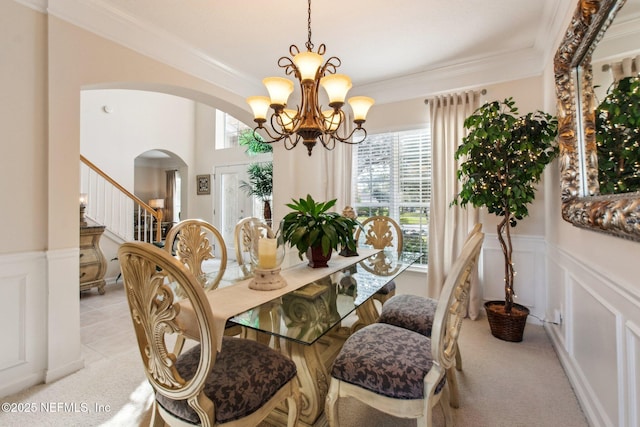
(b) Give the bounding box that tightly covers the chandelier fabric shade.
[246,0,374,156]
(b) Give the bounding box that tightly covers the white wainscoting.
[0,248,84,398]
[0,251,47,397]
[546,245,640,427]
[480,233,547,324]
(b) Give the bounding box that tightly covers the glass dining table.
[198,248,421,426]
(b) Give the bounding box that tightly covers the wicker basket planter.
[484,300,529,342]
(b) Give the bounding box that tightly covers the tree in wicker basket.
[452,98,557,342]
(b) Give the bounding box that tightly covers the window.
[215,110,251,149]
[352,129,430,265]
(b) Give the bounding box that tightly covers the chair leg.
[172,334,186,355]
[150,401,165,427]
[455,341,463,371]
[325,380,340,427]
[285,388,300,427]
[446,367,460,408]
[438,384,453,427]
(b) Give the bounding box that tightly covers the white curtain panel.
[605,54,640,82]
[427,91,481,318]
[318,121,354,211]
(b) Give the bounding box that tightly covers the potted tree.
[240,162,273,227]
[281,195,359,268]
[453,97,558,342]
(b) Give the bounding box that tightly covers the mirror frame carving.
[554,0,640,242]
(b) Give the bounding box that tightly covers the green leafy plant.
[595,75,640,194]
[239,129,272,155]
[281,195,359,260]
[240,162,273,225]
[452,98,558,313]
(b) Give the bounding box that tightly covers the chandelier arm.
[252,124,287,144]
[279,55,298,77]
[318,134,336,151]
[330,127,368,144]
[283,134,302,151]
[320,56,342,76]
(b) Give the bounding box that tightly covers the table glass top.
[207,250,422,345]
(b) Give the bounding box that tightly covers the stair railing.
[80,155,162,243]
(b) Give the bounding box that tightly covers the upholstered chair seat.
[331,323,446,400]
[156,337,297,424]
[378,293,438,337]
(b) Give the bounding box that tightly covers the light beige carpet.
[0,315,588,427]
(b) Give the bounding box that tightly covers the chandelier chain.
[305,0,314,51]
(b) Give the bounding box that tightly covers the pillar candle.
[258,238,277,269]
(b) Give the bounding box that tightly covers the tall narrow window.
[352,129,430,265]
[215,110,251,149]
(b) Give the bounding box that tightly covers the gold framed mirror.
[554,0,640,241]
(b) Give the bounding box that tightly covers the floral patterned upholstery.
[330,323,445,400]
[377,293,438,337]
[377,281,396,295]
[156,336,297,424]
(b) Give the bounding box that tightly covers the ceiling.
[42,0,574,105]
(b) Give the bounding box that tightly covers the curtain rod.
[424,88,487,105]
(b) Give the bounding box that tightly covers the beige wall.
[0,0,48,254]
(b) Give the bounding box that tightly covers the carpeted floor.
[0,282,589,426]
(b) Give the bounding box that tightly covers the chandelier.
[246,0,374,156]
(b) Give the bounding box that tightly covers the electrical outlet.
[553,309,562,325]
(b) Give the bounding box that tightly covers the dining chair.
[164,219,240,351]
[325,231,484,427]
[117,241,300,427]
[165,219,228,292]
[233,217,275,269]
[376,223,483,408]
[350,215,403,330]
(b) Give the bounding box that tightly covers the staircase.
[80,155,162,244]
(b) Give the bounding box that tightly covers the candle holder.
[79,193,88,227]
[248,233,287,291]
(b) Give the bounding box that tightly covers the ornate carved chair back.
[355,215,403,255]
[164,219,228,292]
[352,215,403,320]
[234,217,275,269]
[431,231,484,372]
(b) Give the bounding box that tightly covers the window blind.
[353,129,430,264]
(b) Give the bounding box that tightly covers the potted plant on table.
[452,97,558,342]
[281,195,359,268]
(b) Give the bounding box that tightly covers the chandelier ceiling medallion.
[246,0,374,156]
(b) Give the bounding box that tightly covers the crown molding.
[13,0,47,13]
[46,0,263,98]
[358,47,544,105]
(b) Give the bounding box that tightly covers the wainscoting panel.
[572,280,619,426]
[480,234,546,322]
[626,321,640,427]
[546,245,640,427]
[0,251,47,398]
